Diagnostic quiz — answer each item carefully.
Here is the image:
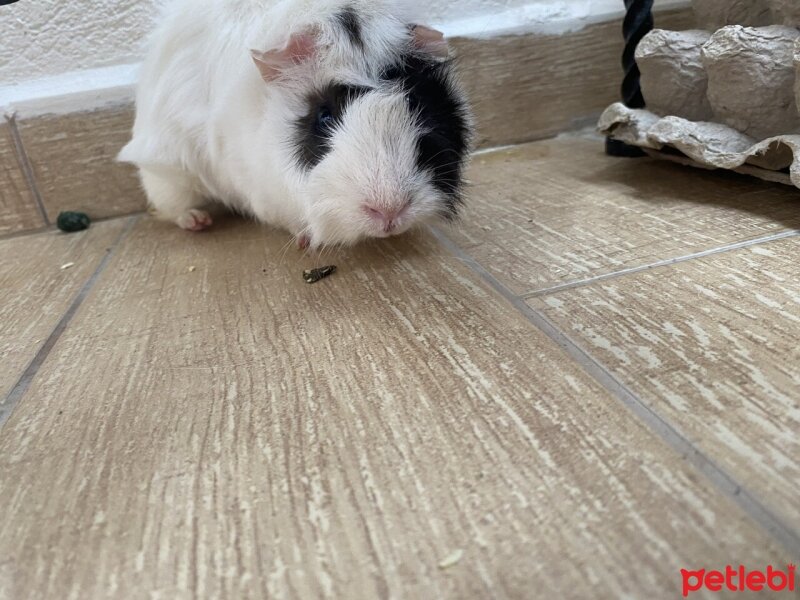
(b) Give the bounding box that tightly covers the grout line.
[0,225,52,242]
[0,212,147,243]
[0,215,140,428]
[6,111,51,226]
[523,229,800,299]
[431,226,800,558]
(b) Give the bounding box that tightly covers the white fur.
[119,0,460,247]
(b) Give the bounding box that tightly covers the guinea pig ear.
[411,25,450,59]
[250,31,317,82]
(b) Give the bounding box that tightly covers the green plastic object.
[56,211,91,233]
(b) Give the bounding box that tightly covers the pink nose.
[364,203,409,233]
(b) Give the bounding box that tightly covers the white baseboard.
[1,63,139,119]
[444,0,690,38]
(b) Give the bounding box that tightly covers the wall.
[0,1,155,85]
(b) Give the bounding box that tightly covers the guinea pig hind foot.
[175,209,214,232]
[139,169,211,232]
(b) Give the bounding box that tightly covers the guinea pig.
[119,0,474,249]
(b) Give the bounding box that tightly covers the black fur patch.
[294,84,370,169]
[335,7,364,50]
[382,55,471,218]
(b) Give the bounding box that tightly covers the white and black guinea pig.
[119,0,474,249]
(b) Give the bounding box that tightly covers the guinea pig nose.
[364,201,411,233]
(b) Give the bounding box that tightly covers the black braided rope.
[606,0,655,157]
[621,0,654,108]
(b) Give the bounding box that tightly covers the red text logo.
[681,565,796,597]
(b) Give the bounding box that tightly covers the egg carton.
[601,0,800,189]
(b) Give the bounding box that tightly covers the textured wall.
[0,0,540,84]
[0,1,156,84]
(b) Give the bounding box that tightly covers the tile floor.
[0,135,798,599]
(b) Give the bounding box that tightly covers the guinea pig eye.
[316,106,334,129]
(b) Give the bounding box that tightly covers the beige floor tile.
[0,122,44,235]
[17,107,146,222]
[0,217,785,599]
[0,220,128,406]
[452,137,800,295]
[531,236,800,530]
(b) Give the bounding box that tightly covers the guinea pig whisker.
[326,225,348,255]
[423,153,464,168]
[419,152,463,172]
[419,147,456,164]
[421,161,464,175]
[277,236,298,266]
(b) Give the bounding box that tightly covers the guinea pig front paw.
[176,209,213,232]
[296,234,311,250]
